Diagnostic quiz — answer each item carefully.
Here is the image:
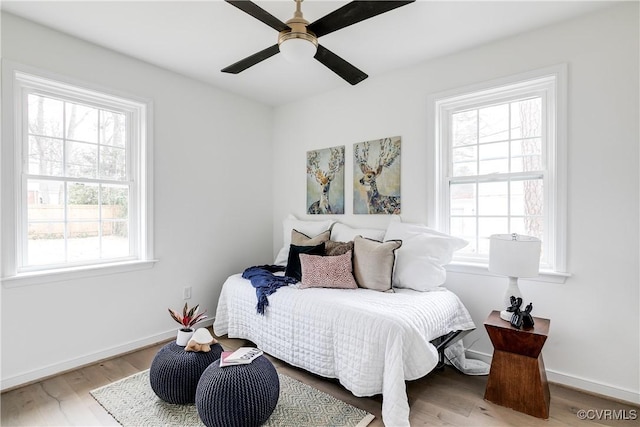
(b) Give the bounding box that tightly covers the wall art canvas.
[353,136,401,214]
[306,145,345,214]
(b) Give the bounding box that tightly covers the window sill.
[1,259,158,288]
[445,262,571,284]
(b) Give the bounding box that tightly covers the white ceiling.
[2,0,615,106]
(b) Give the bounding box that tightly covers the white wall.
[272,3,639,403]
[1,13,274,389]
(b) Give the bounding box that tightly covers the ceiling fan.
[221,0,415,85]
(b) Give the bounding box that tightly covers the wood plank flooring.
[2,333,638,426]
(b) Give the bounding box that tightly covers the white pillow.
[274,215,334,265]
[384,220,468,291]
[331,223,385,242]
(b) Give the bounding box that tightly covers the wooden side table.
[484,310,551,419]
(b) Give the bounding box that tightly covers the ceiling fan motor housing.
[278,12,318,48]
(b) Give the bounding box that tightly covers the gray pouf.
[149,341,223,404]
[195,355,280,427]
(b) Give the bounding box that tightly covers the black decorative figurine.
[522,303,535,328]
[507,296,523,314]
[507,297,535,330]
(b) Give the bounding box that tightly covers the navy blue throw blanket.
[242,265,297,315]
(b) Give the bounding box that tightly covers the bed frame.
[431,329,472,370]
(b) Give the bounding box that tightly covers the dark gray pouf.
[149,341,223,404]
[195,355,280,427]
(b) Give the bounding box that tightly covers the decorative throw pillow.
[299,251,357,289]
[331,223,385,242]
[291,229,331,247]
[274,214,334,266]
[352,236,402,292]
[325,240,354,256]
[384,220,468,291]
[285,242,326,282]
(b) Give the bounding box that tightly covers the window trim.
[1,61,156,285]
[427,64,568,278]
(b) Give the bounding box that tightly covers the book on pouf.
[219,347,263,367]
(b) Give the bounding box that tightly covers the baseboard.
[465,349,640,405]
[0,318,215,392]
[545,370,640,405]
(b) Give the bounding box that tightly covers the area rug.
[90,369,374,427]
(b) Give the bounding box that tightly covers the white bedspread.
[213,273,475,427]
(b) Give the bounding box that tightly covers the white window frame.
[1,62,155,286]
[428,65,569,282]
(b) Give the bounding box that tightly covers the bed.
[213,216,481,426]
[213,273,476,427]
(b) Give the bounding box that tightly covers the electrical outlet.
[183,286,192,300]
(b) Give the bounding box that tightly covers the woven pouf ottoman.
[195,355,280,427]
[149,341,223,404]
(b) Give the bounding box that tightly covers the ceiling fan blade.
[221,44,280,74]
[225,0,289,32]
[307,0,415,37]
[308,1,415,38]
[314,44,368,85]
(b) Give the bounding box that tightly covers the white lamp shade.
[489,234,541,278]
[279,37,317,62]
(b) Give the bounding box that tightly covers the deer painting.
[307,146,345,214]
[354,137,401,214]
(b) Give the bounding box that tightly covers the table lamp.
[489,233,542,322]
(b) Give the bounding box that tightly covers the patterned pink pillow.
[299,251,358,289]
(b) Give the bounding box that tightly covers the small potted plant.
[169,302,208,346]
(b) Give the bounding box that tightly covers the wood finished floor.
[2,333,638,427]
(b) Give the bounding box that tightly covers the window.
[432,66,567,273]
[2,65,154,280]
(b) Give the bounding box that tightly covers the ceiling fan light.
[279,35,317,63]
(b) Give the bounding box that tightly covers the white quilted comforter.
[213,274,475,427]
